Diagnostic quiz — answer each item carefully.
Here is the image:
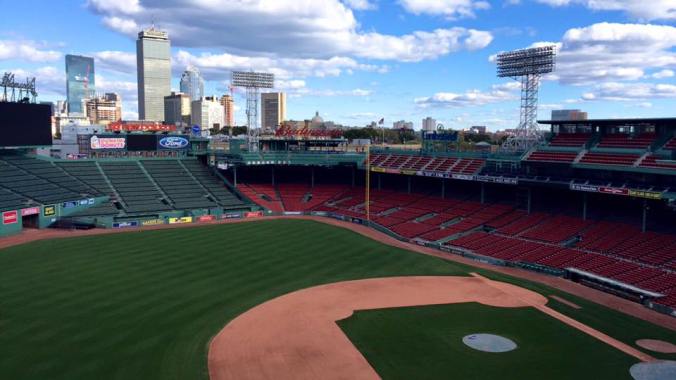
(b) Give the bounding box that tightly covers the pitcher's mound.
[636,339,676,354]
[630,360,676,380]
[462,334,517,353]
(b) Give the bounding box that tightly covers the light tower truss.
[496,45,556,152]
[1,72,37,103]
[231,71,274,151]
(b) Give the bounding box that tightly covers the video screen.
[0,103,52,147]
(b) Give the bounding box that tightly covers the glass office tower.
[137,28,171,121]
[65,54,95,115]
[180,66,204,102]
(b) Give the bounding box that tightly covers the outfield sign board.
[2,210,18,225]
[43,205,56,217]
[168,216,193,224]
[21,207,40,216]
[244,211,263,218]
[90,135,126,150]
[142,219,164,226]
[113,221,138,228]
[62,201,78,209]
[569,183,662,200]
[197,215,216,222]
[158,136,189,150]
[222,212,242,219]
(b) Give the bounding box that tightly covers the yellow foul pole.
[365,144,370,223]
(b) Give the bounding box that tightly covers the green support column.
[582,193,587,221]
[480,183,485,204]
[527,188,532,215]
[642,199,648,233]
[233,166,237,187]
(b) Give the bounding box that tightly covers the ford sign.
[158,136,189,149]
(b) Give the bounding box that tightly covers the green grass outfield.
[0,219,674,379]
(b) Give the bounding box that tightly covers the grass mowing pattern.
[0,220,467,380]
[0,219,674,379]
[338,303,637,380]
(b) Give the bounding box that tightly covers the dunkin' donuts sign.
[90,136,126,150]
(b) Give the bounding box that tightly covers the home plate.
[462,333,517,353]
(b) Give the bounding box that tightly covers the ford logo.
[159,136,189,149]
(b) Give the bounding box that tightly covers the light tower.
[231,71,274,150]
[496,45,556,152]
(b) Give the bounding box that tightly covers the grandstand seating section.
[638,155,676,170]
[527,151,578,163]
[664,137,676,150]
[239,181,676,308]
[548,133,591,147]
[597,133,656,149]
[0,155,246,216]
[578,152,640,166]
[369,153,485,175]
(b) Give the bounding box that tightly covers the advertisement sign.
[43,205,56,217]
[422,131,458,141]
[113,221,138,228]
[90,135,126,150]
[476,175,518,185]
[2,210,18,225]
[142,219,164,226]
[283,211,302,216]
[451,174,475,181]
[244,211,263,218]
[21,207,40,216]
[62,201,78,209]
[79,199,89,206]
[628,190,662,200]
[400,169,417,176]
[420,170,448,178]
[599,187,629,196]
[570,183,599,193]
[158,136,189,149]
[88,198,95,205]
[370,167,386,173]
[222,212,242,219]
[197,215,216,222]
[168,216,193,224]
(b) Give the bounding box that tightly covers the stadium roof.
[538,117,676,126]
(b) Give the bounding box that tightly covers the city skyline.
[1,1,674,130]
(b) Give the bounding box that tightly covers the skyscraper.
[84,93,122,124]
[65,54,95,115]
[422,117,436,132]
[136,27,171,121]
[180,66,204,101]
[220,94,235,126]
[261,92,286,130]
[191,96,224,131]
[164,92,191,127]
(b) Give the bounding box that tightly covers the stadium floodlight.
[496,45,556,152]
[231,71,275,150]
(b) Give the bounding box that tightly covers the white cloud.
[527,23,676,86]
[92,50,136,75]
[580,82,676,101]
[174,50,387,83]
[534,0,676,21]
[342,0,377,10]
[87,0,141,15]
[0,40,61,62]
[652,69,674,79]
[399,0,491,19]
[87,0,492,62]
[414,82,519,108]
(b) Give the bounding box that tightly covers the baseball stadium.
[1,98,676,380]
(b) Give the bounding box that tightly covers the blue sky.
[1,0,674,130]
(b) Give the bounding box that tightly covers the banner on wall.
[168,216,193,224]
[628,189,662,200]
[21,207,40,216]
[197,215,216,222]
[2,210,18,225]
[142,219,164,226]
[244,211,263,218]
[113,221,138,228]
[43,205,56,217]
[222,212,242,219]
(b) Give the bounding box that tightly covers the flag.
[378,118,384,125]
